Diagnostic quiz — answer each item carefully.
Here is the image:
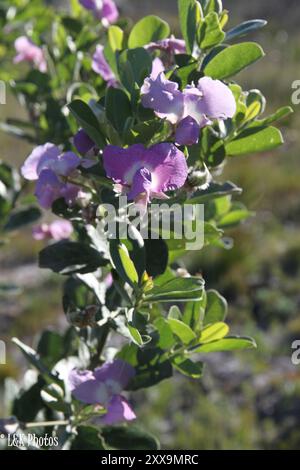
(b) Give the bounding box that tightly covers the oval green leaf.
[193,336,257,353]
[199,322,229,343]
[226,125,284,156]
[204,42,264,79]
[167,318,196,345]
[128,15,170,49]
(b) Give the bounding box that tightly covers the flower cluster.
[21,143,94,209]
[141,73,236,146]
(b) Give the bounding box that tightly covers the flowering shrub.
[0,0,292,450]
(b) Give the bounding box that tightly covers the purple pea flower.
[21,143,81,180]
[79,0,119,25]
[69,359,136,425]
[103,143,188,212]
[150,57,165,79]
[141,73,236,146]
[74,129,95,155]
[34,172,80,209]
[14,36,47,73]
[92,45,119,87]
[60,183,82,206]
[32,220,73,241]
[141,73,184,125]
[34,170,66,209]
[175,116,203,146]
[196,76,237,119]
[145,37,186,56]
[21,143,86,209]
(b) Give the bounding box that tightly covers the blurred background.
[0,0,300,449]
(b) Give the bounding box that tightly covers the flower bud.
[185,165,212,192]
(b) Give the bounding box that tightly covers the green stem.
[160,344,188,364]
[25,420,69,429]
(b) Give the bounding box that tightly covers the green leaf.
[188,127,225,167]
[154,317,175,349]
[110,241,139,287]
[244,101,262,123]
[167,318,196,345]
[120,228,146,281]
[37,330,64,368]
[193,336,257,353]
[4,207,41,231]
[118,48,152,92]
[204,0,223,14]
[89,99,122,145]
[127,324,146,346]
[125,120,172,146]
[204,290,227,325]
[144,238,168,278]
[105,88,132,134]
[76,24,98,50]
[226,20,267,42]
[0,161,20,191]
[68,100,106,149]
[108,25,124,51]
[168,305,182,320]
[102,425,160,450]
[198,12,225,50]
[226,125,284,156]
[61,17,83,35]
[258,106,293,126]
[178,0,203,55]
[70,0,83,17]
[71,427,106,450]
[218,206,254,228]
[12,380,44,423]
[41,383,67,413]
[172,356,203,378]
[76,272,106,304]
[128,15,170,48]
[198,0,210,11]
[199,322,229,343]
[187,181,242,204]
[12,338,59,385]
[129,359,173,390]
[39,241,108,275]
[204,42,264,79]
[173,61,200,89]
[145,277,205,303]
[183,296,206,331]
[160,219,222,252]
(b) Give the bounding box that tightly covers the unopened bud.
[141,271,154,292]
[185,165,212,191]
